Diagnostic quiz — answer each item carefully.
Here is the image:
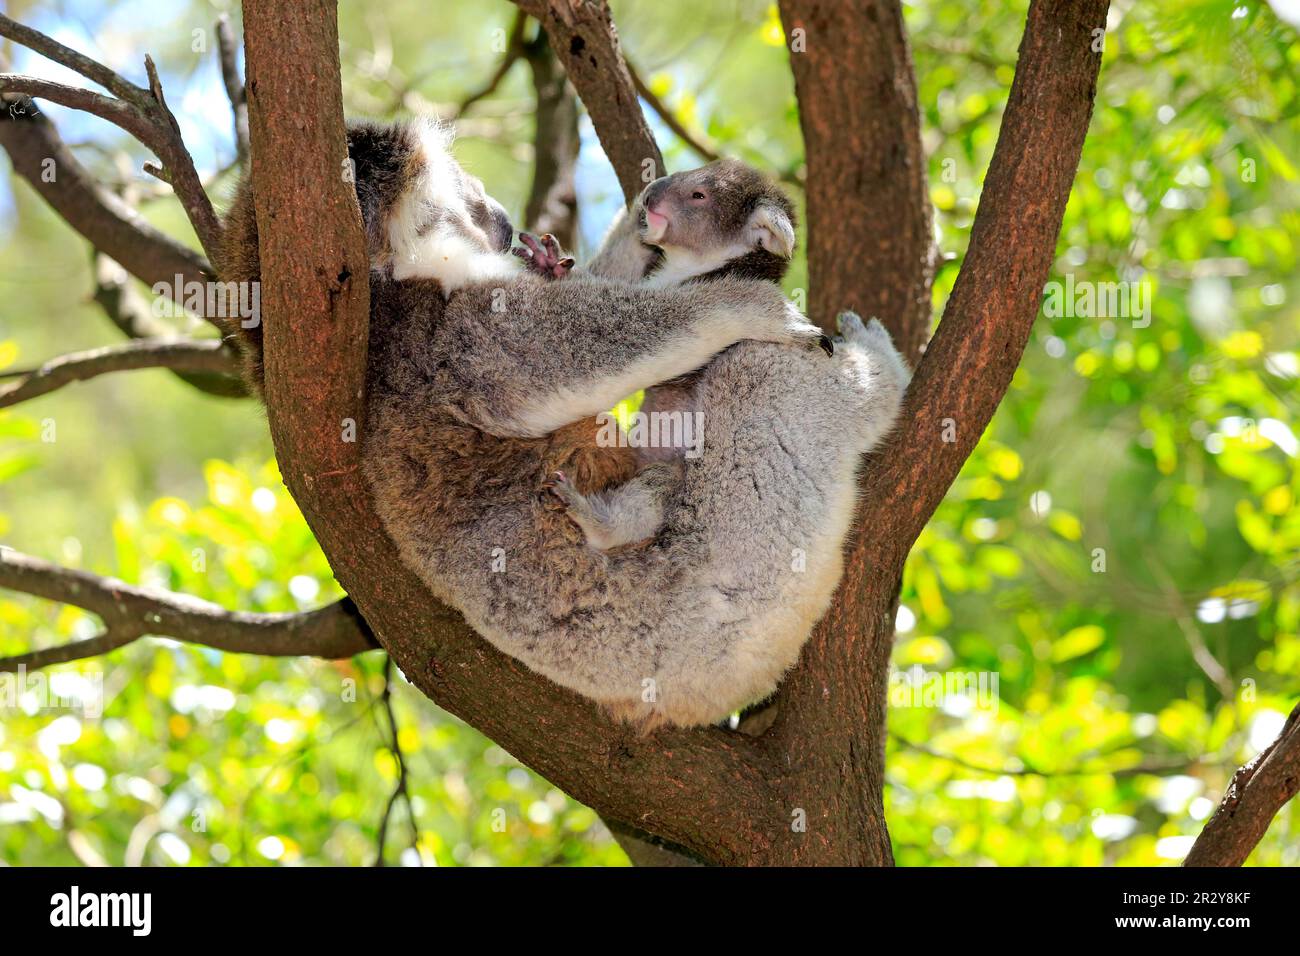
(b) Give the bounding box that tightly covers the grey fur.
[224,119,907,729]
[551,165,913,642]
[352,127,841,730]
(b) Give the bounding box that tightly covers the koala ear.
[745,202,795,259]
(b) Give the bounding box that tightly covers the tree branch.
[625,58,720,163]
[0,339,238,408]
[0,13,146,104]
[0,14,221,262]
[858,0,1109,568]
[215,15,250,165]
[0,101,214,298]
[511,0,663,202]
[0,75,153,139]
[777,0,934,354]
[0,549,377,670]
[1184,702,1300,866]
[453,9,527,118]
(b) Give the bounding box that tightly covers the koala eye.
[691,191,707,201]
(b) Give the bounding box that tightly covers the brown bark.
[1185,702,1300,866]
[778,0,934,358]
[522,27,580,248]
[512,0,663,202]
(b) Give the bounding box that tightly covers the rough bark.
[778,0,934,358]
[1184,702,1300,866]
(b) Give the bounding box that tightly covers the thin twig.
[0,339,239,408]
[892,733,1200,779]
[373,656,421,866]
[0,74,154,141]
[0,548,377,670]
[0,101,213,297]
[0,15,222,261]
[1146,551,1237,698]
[453,10,527,118]
[625,58,720,163]
[0,13,147,104]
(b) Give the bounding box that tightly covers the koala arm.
[447,275,825,438]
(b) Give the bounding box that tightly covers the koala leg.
[545,462,681,550]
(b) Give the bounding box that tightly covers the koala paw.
[837,311,893,348]
[513,233,574,280]
[779,303,833,355]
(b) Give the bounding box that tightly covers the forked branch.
[0,549,377,671]
[0,14,221,260]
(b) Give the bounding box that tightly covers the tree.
[1,0,1295,866]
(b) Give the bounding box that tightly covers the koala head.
[636,159,796,265]
[348,119,518,291]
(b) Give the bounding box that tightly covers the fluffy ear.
[745,201,795,258]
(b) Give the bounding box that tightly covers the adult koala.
[221,119,903,730]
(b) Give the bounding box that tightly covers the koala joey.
[221,118,840,729]
[526,161,911,564]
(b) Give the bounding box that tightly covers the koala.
[221,119,850,730]
[216,119,522,388]
[531,162,912,591]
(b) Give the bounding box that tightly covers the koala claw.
[539,469,571,511]
[514,232,572,279]
[542,469,574,504]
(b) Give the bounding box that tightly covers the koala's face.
[447,167,515,256]
[348,119,515,277]
[636,159,796,261]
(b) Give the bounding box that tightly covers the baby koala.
[520,160,909,555]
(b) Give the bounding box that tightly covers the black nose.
[643,178,668,209]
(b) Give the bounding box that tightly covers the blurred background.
[0,0,1296,866]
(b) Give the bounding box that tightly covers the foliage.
[0,0,1296,865]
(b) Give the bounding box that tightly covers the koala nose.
[642,178,668,210]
